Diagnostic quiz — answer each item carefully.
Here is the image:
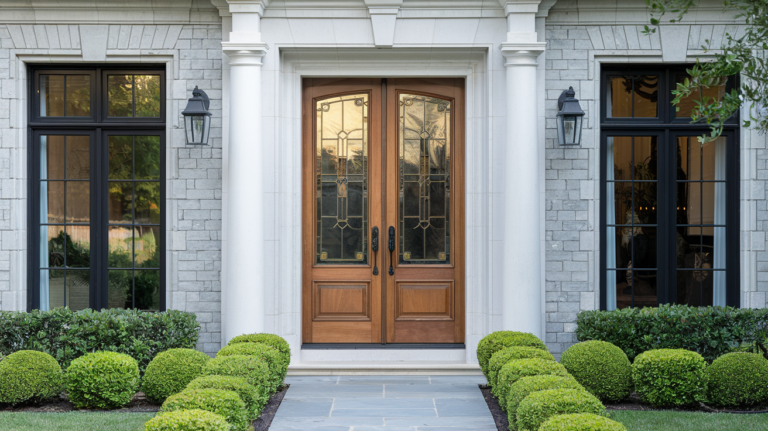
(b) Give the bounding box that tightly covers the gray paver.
[273,375,494,429]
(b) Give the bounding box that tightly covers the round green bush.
[187,375,261,420]
[65,351,140,409]
[488,346,555,388]
[706,352,768,407]
[561,340,632,402]
[141,348,210,404]
[516,388,605,431]
[161,388,248,431]
[0,350,63,404]
[477,331,547,379]
[217,342,283,393]
[144,409,229,431]
[494,358,571,409]
[539,413,627,431]
[506,375,584,429]
[202,354,270,410]
[632,349,707,407]
[227,333,290,377]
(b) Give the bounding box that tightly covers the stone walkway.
[269,375,496,431]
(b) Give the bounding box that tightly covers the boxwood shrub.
[494,358,571,409]
[144,409,229,431]
[0,350,62,404]
[476,331,547,378]
[576,305,768,362]
[187,375,262,420]
[161,388,248,431]
[141,348,210,404]
[506,375,584,429]
[202,354,270,410]
[560,340,632,402]
[0,307,199,374]
[217,342,283,392]
[539,413,627,431]
[706,352,768,407]
[488,346,555,388]
[516,388,605,431]
[65,351,140,409]
[227,333,290,375]
[632,349,707,407]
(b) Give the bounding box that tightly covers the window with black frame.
[600,66,739,310]
[30,67,165,311]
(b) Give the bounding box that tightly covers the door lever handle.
[388,226,395,275]
[372,226,379,275]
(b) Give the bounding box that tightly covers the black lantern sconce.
[181,86,212,146]
[556,86,585,146]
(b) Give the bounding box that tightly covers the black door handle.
[388,226,395,275]
[372,226,379,276]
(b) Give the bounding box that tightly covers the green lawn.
[0,412,155,431]
[611,410,768,431]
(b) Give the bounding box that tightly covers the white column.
[221,0,269,344]
[498,0,546,338]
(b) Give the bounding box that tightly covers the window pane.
[66,135,90,179]
[66,270,90,311]
[108,270,132,309]
[42,135,65,179]
[608,77,632,118]
[634,183,657,224]
[608,76,658,118]
[134,270,160,311]
[66,75,91,116]
[66,181,90,223]
[614,269,658,309]
[40,75,65,117]
[43,269,66,309]
[65,225,90,268]
[135,182,160,224]
[134,75,161,118]
[108,75,133,117]
[633,76,658,117]
[135,226,160,268]
[675,75,726,118]
[109,182,133,223]
[108,226,133,267]
[610,136,658,181]
[108,136,133,180]
[135,136,161,179]
[41,225,65,268]
[44,181,65,223]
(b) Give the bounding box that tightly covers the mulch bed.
[0,384,290,430]
[479,384,768,431]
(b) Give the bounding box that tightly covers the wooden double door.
[302,78,465,344]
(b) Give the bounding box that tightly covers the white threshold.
[288,348,482,375]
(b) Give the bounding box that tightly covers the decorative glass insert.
[40,75,91,117]
[107,135,161,310]
[107,74,161,118]
[605,136,658,310]
[675,136,726,306]
[398,93,450,264]
[607,76,659,118]
[315,94,368,264]
[39,135,91,311]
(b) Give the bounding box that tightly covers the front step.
[288,361,483,376]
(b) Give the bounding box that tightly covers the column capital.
[500,42,546,66]
[226,0,270,16]
[497,0,542,15]
[222,42,268,67]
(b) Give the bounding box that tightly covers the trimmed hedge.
[161,389,248,431]
[64,351,140,409]
[227,333,290,380]
[632,349,707,407]
[560,340,632,402]
[576,305,768,362]
[142,348,210,404]
[706,352,768,407]
[539,413,627,431]
[506,375,584,429]
[488,346,555,388]
[0,350,62,404]
[187,375,262,420]
[0,308,199,374]
[477,331,548,379]
[494,358,571,409]
[202,355,270,411]
[144,409,229,431]
[516,388,605,431]
[217,342,283,392]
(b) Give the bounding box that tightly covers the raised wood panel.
[314,283,370,321]
[311,321,373,343]
[393,321,456,343]
[396,282,453,321]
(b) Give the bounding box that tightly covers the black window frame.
[599,65,740,310]
[28,65,166,311]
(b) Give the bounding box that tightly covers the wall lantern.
[556,86,585,146]
[182,86,212,146]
